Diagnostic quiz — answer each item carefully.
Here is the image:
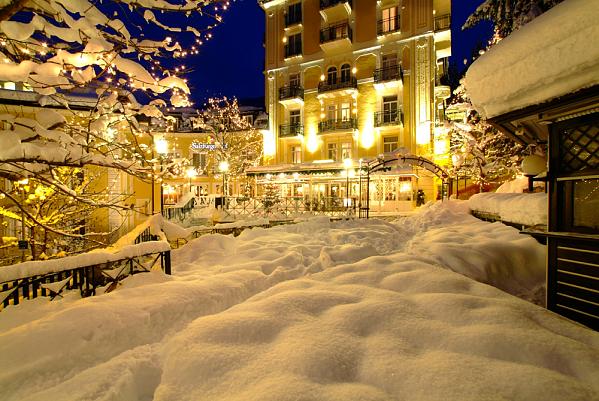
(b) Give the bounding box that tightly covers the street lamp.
[186,167,197,193]
[521,155,546,193]
[154,136,168,214]
[343,158,352,210]
[219,160,229,197]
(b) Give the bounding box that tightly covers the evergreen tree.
[464,0,564,38]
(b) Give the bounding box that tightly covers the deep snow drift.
[0,201,598,401]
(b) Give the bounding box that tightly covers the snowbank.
[469,192,547,226]
[466,0,599,118]
[0,201,597,401]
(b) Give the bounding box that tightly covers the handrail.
[279,85,304,101]
[377,15,400,35]
[318,76,357,93]
[373,65,403,83]
[320,21,352,44]
[1,246,171,310]
[319,118,358,133]
[279,123,304,137]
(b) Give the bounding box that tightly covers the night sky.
[187,0,493,106]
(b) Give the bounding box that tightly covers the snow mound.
[0,201,597,401]
[469,192,547,226]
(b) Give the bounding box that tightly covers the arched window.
[340,63,351,82]
[327,66,337,85]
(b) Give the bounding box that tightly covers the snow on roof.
[465,0,599,119]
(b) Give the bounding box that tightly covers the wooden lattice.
[560,122,599,172]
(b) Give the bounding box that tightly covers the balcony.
[317,76,358,98]
[319,0,352,23]
[434,14,451,31]
[285,11,302,28]
[318,118,357,133]
[374,110,403,127]
[258,0,284,10]
[377,15,400,36]
[320,21,352,54]
[279,85,304,106]
[435,74,451,99]
[373,65,403,91]
[279,123,304,138]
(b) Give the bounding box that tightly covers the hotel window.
[290,109,301,126]
[327,104,337,121]
[286,2,302,26]
[289,73,300,87]
[340,63,351,83]
[286,33,302,58]
[340,102,351,121]
[327,143,338,161]
[382,7,399,33]
[341,142,352,160]
[327,66,337,85]
[383,96,398,123]
[383,136,398,153]
[291,145,302,164]
[192,152,207,171]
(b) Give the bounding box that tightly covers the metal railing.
[279,123,304,137]
[319,118,358,133]
[217,196,356,220]
[434,14,451,31]
[374,110,403,127]
[373,65,403,83]
[1,249,171,310]
[320,21,352,44]
[377,15,400,35]
[162,196,196,222]
[279,85,304,101]
[318,76,357,93]
[320,0,352,10]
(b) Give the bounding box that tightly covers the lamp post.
[219,160,229,197]
[343,158,352,211]
[154,137,169,214]
[521,155,546,193]
[186,167,197,193]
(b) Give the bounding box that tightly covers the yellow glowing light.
[320,74,325,81]
[416,122,432,145]
[400,182,412,192]
[306,129,320,153]
[261,129,276,157]
[154,137,168,154]
[360,128,375,149]
[352,67,357,74]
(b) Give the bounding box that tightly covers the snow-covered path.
[1,202,598,401]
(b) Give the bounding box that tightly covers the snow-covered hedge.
[469,192,547,226]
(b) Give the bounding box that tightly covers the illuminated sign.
[190,140,227,151]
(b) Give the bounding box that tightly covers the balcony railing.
[320,0,352,10]
[318,76,357,93]
[285,11,302,27]
[434,14,451,31]
[374,110,403,127]
[373,65,403,84]
[284,42,302,58]
[279,123,304,137]
[320,22,352,44]
[377,15,400,35]
[319,118,357,133]
[279,85,304,101]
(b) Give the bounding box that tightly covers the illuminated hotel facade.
[254,0,452,212]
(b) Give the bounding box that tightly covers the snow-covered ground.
[1,201,598,401]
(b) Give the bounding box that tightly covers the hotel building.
[254,0,452,212]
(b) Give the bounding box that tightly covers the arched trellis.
[357,153,450,218]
